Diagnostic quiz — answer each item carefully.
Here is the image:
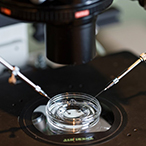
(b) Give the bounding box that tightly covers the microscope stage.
[0,51,146,146]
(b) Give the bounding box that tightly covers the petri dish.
[45,92,101,134]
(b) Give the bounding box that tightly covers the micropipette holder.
[95,52,146,98]
[0,57,50,99]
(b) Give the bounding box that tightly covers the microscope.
[0,0,146,146]
[0,0,145,64]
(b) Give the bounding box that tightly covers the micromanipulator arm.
[0,57,50,99]
[95,52,146,98]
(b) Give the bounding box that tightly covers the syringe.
[95,52,146,98]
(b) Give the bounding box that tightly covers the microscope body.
[0,0,145,64]
[0,0,113,64]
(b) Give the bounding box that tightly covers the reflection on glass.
[32,93,111,135]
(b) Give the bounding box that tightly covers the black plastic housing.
[46,17,97,64]
[0,0,113,64]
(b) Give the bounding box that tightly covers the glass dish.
[45,92,101,134]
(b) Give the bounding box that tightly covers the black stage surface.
[0,51,146,146]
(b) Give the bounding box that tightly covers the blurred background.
[97,0,146,56]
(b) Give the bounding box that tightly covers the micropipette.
[0,57,50,99]
[95,52,146,98]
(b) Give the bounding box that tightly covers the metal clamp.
[12,66,20,76]
[140,52,146,61]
